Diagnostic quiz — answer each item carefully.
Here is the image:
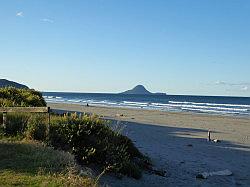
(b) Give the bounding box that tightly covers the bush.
[0,87,46,107]
[25,114,47,141]
[47,114,145,178]
[0,87,47,136]
[0,112,146,178]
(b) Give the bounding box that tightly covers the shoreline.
[48,102,250,186]
[48,102,250,145]
[43,92,250,117]
[47,102,250,120]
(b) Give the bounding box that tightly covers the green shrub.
[0,87,46,107]
[25,114,47,141]
[1,112,147,179]
[47,114,145,179]
[0,87,47,136]
[46,116,70,151]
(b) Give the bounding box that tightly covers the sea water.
[42,92,250,117]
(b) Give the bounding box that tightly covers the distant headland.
[0,79,29,89]
[120,85,166,95]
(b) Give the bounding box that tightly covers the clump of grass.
[0,171,94,187]
[0,140,76,174]
[0,139,94,187]
[4,113,30,136]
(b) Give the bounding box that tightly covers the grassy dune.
[0,139,94,187]
[0,88,147,186]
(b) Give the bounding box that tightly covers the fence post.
[47,107,50,136]
[2,112,7,129]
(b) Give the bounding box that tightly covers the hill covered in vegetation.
[0,79,29,89]
[0,87,46,107]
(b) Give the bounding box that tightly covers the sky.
[0,0,250,97]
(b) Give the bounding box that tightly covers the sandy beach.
[48,103,250,186]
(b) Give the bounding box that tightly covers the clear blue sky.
[1,0,250,96]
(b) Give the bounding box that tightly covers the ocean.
[42,92,250,117]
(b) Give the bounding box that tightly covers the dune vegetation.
[0,87,46,107]
[0,138,94,186]
[0,87,148,186]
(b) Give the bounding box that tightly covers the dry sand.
[48,103,250,187]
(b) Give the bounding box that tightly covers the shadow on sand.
[101,119,250,187]
[34,109,250,186]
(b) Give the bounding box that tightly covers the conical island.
[120,85,166,95]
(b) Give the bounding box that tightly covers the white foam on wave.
[152,103,171,106]
[179,104,248,112]
[44,95,249,116]
[181,107,241,115]
[123,101,149,105]
[87,101,116,106]
[121,101,149,107]
[67,99,82,103]
[44,96,65,101]
[105,102,118,105]
[152,102,248,112]
[91,101,108,104]
[169,101,250,108]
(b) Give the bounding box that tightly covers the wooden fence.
[0,107,50,128]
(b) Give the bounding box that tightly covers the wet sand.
[48,102,250,186]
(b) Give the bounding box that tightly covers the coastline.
[43,93,250,117]
[47,101,250,119]
[48,102,250,186]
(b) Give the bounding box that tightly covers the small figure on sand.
[86,103,89,107]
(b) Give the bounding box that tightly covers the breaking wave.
[43,94,250,117]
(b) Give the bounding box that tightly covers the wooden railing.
[0,107,50,128]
